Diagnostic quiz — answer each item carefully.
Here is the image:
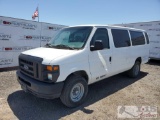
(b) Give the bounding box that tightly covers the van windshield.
[46,27,93,50]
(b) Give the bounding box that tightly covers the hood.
[22,47,77,64]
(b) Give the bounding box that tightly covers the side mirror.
[90,40,104,51]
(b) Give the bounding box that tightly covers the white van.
[17,25,149,107]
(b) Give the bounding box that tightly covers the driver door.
[89,28,112,84]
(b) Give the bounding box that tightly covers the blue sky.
[0,0,160,26]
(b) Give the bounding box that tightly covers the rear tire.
[128,61,140,78]
[60,75,88,107]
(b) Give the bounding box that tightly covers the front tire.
[128,61,140,78]
[60,75,88,107]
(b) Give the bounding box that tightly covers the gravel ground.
[0,60,160,120]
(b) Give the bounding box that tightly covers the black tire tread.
[128,61,140,78]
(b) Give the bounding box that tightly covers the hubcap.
[70,83,84,102]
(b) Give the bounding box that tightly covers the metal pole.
[38,4,39,22]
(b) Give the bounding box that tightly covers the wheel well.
[66,71,89,83]
[136,57,142,64]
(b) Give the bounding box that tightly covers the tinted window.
[111,29,130,48]
[145,32,149,44]
[90,28,109,49]
[130,31,145,46]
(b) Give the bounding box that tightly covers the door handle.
[109,57,112,62]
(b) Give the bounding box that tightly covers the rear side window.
[111,29,130,48]
[145,32,149,44]
[91,28,110,49]
[130,31,145,46]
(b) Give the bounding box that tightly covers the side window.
[145,32,149,44]
[90,28,109,49]
[111,29,130,48]
[130,31,145,46]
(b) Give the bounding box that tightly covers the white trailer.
[0,16,66,69]
[116,21,160,60]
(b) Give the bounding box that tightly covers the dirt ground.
[0,60,159,120]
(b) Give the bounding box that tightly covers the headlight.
[46,65,60,82]
[48,73,52,80]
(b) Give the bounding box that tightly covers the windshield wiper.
[45,43,55,48]
[55,44,75,50]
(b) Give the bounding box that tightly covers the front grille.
[19,58,35,77]
[21,68,34,76]
[19,54,43,80]
[20,59,33,66]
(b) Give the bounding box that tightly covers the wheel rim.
[70,83,84,102]
[134,64,140,76]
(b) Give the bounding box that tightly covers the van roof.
[69,24,146,32]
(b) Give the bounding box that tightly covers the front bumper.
[16,70,64,99]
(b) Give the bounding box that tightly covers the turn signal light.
[46,65,59,71]
[53,66,59,71]
[47,65,52,71]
